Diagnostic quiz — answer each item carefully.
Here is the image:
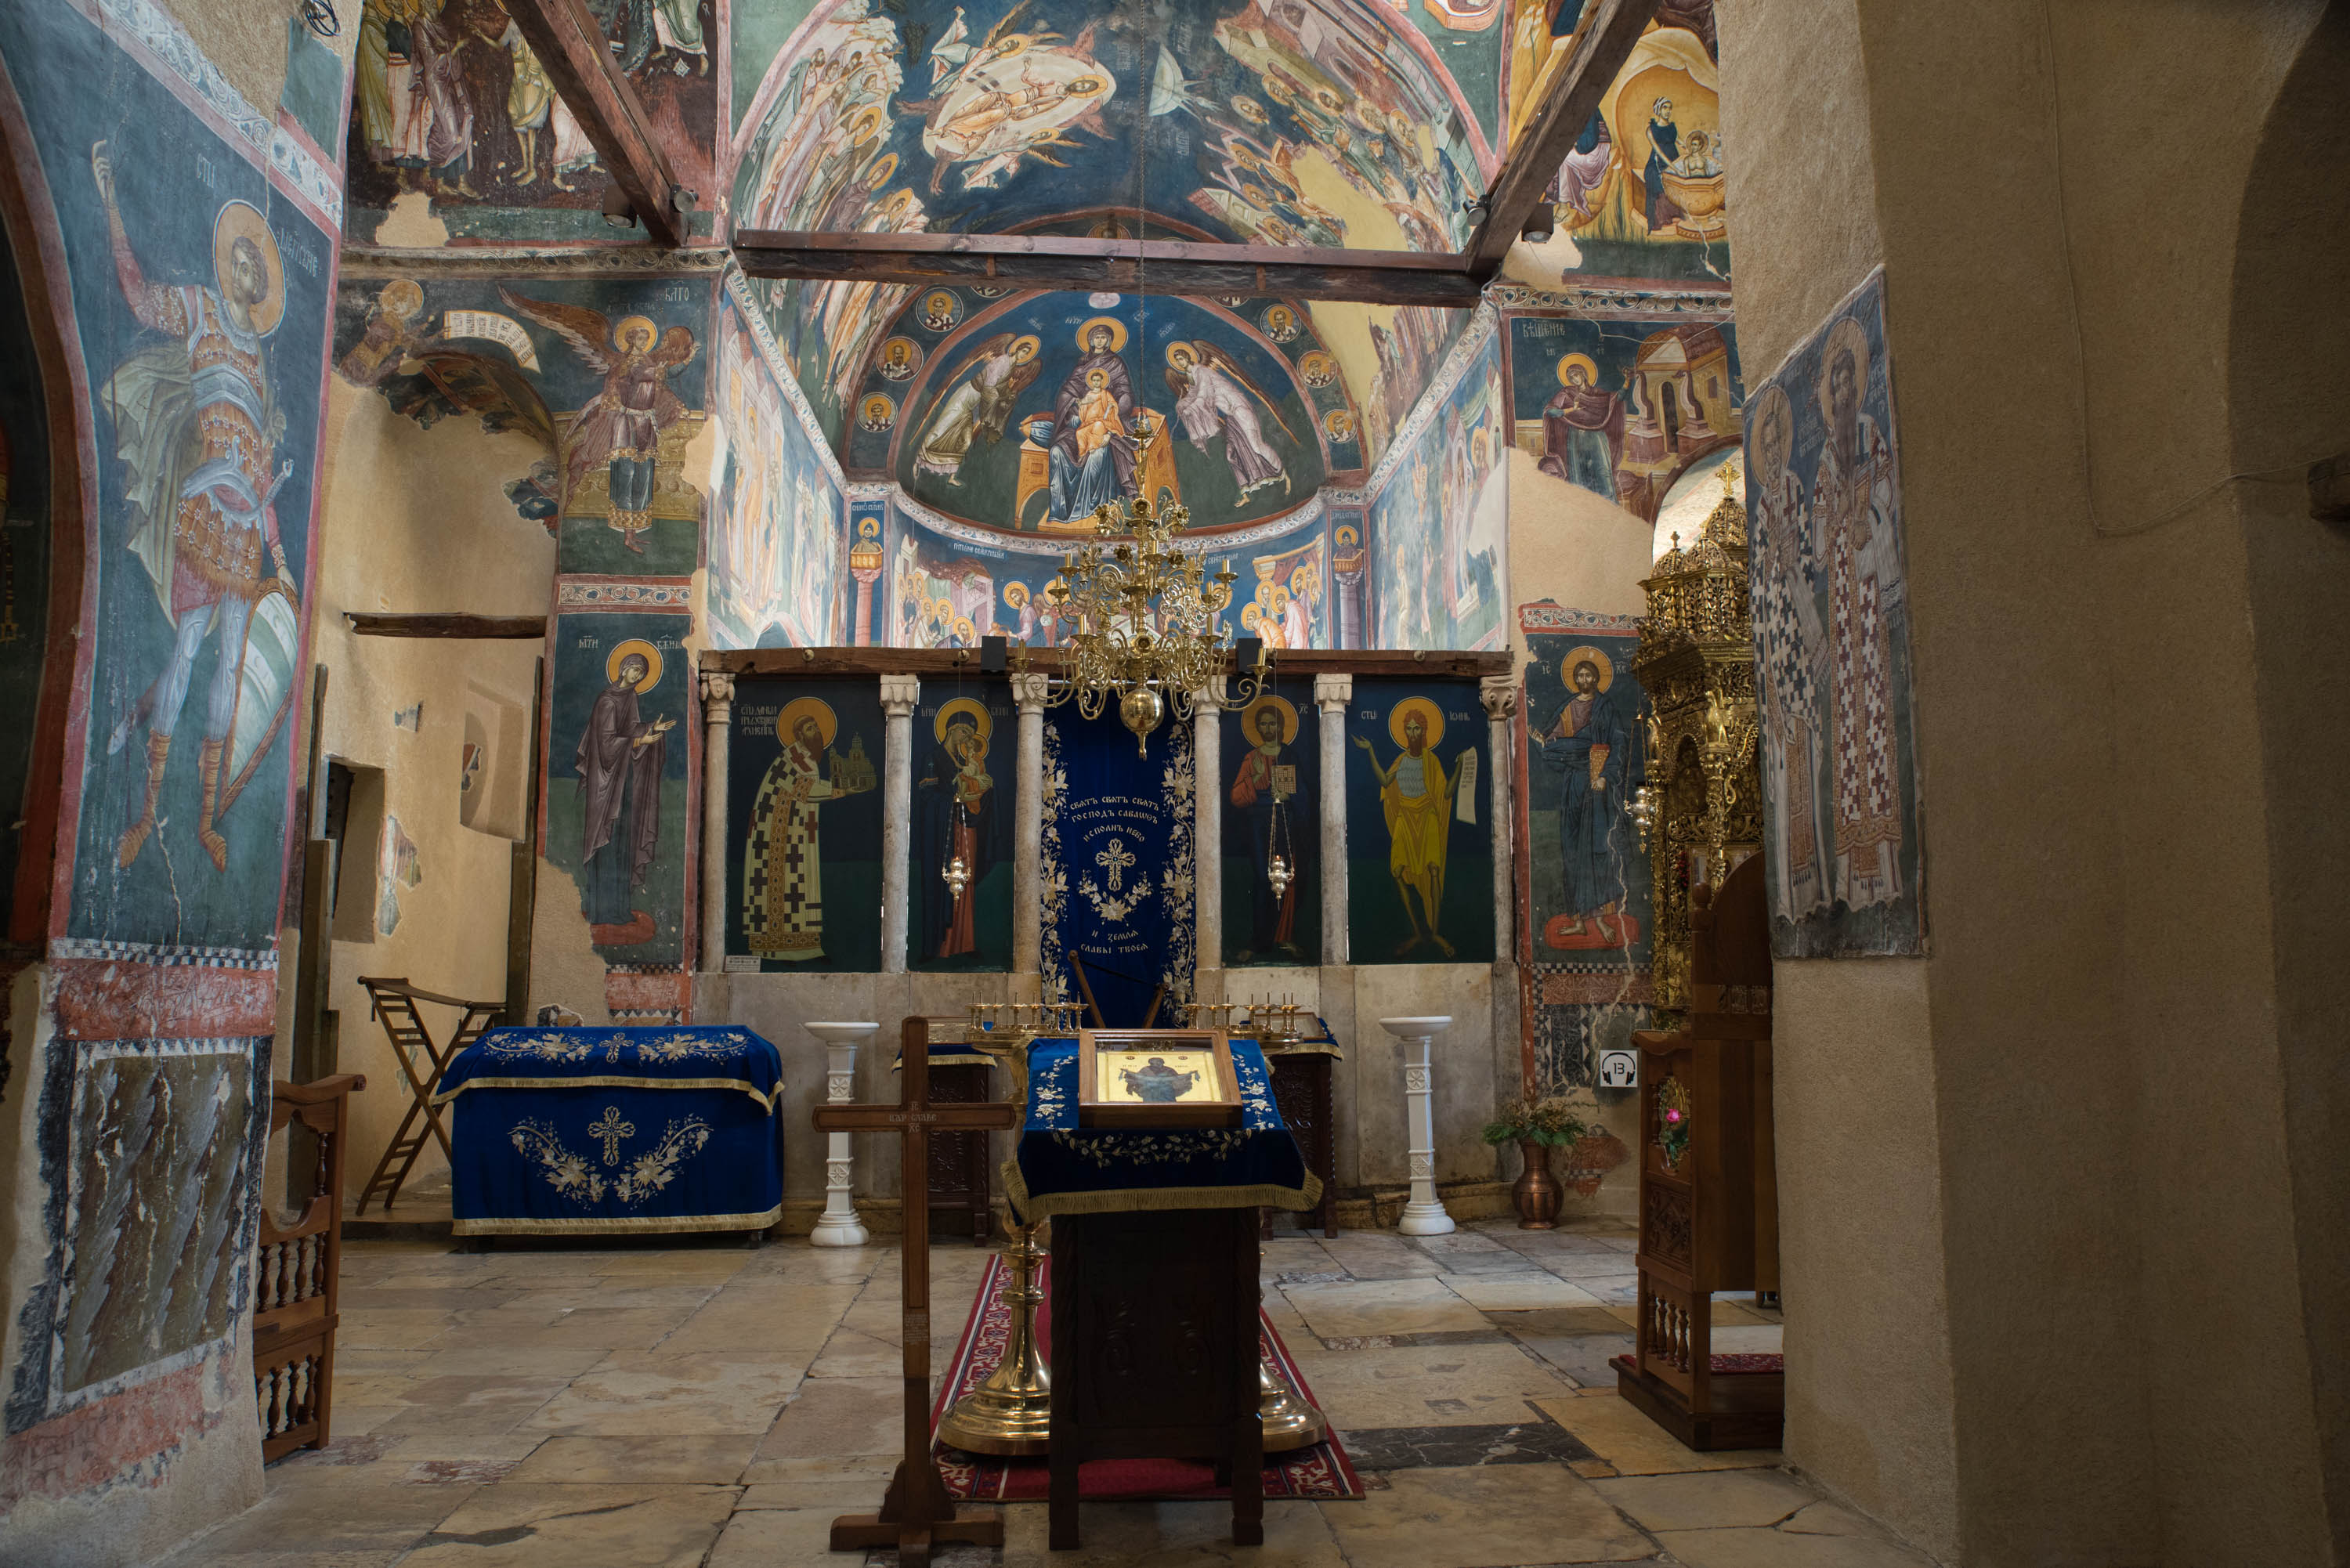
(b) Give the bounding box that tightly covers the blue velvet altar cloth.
[1004,1036,1320,1222]
[436,1028,784,1236]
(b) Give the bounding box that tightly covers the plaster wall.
[1720,0,2345,1560]
[295,381,555,1188]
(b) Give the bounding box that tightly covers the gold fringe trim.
[891,1053,994,1069]
[453,1204,782,1237]
[1000,1159,1321,1224]
[432,1076,782,1111]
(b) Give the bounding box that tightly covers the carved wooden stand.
[1612,856,1782,1451]
[815,1018,1019,1566]
[254,1073,365,1461]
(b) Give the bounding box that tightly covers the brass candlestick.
[937,1016,1054,1455]
[1260,1353,1328,1451]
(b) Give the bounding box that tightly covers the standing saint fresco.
[915,699,995,959]
[1747,385,1829,923]
[1354,697,1462,958]
[1538,648,1637,948]
[1811,317,1904,910]
[1229,695,1305,962]
[1642,97,1683,234]
[500,290,696,554]
[1166,341,1291,504]
[92,152,302,874]
[576,641,674,940]
[913,331,1039,482]
[1540,353,1625,499]
[743,697,871,959]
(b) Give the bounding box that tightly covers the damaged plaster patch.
[375,817,421,937]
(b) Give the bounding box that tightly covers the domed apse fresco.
[845,288,1347,534]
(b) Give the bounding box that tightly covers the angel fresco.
[1165,341,1291,505]
[501,290,696,554]
[913,331,1040,484]
[908,4,1115,193]
[91,148,301,876]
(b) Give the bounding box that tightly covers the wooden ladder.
[353,976,505,1215]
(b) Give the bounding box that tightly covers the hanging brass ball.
[1120,687,1165,752]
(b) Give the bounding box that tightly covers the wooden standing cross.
[813,1017,1021,1567]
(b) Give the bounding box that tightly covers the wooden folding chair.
[354,976,505,1215]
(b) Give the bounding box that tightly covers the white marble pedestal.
[1379,1015,1455,1236]
[805,1021,877,1247]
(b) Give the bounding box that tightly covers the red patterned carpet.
[929,1253,1365,1501]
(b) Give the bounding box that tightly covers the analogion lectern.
[1611,853,1784,1451]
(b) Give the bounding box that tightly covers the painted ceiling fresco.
[844,287,1347,534]
[732,0,1488,251]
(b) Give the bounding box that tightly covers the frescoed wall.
[1515,604,1650,1093]
[909,681,1016,972]
[1505,309,1741,523]
[1505,1,1726,285]
[861,290,1336,537]
[0,1,350,1556]
[345,0,718,246]
[543,606,695,965]
[1366,323,1507,651]
[333,272,716,580]
[724,676,885,970]
[886,493,1336,651]
[1343,676,1492,965]
[710,295,844,649]
[1744,269,1922,957]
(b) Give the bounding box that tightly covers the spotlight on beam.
[602,184,638,229]
[1522,209,1554,244]
[981,636,1008,673]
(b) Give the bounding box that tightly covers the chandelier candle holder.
[803,1021,877,1248]
[1379,1016,1455,1236]
[1017,492,1271,753]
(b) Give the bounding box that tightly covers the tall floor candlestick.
[1380,1016,1455,1236]
[806,1021,876,1246]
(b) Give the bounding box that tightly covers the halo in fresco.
[212,201,285,336]
[1554,645,1616,694]
[776,695,839,749]
[606,640,663,691]
[1076,315,1128,353]
[932,695,994,745]
[1387,695,1446,749]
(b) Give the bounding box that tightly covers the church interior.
[0,0,2342,1564]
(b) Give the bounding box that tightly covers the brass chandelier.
[1027,486,1268,753]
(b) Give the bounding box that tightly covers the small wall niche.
[461,680,530,842]
[326,759,385,945]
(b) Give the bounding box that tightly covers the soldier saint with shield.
[92,144,302,873]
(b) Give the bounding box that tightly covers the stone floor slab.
[1317,1464,1652,1566]
[402,1482,739,1568]
[1528,1394,1784,1476]
[507,1433,761,1484]
[1591,1467,1820,1530]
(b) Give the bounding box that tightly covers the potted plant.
[1483,1097,1588,1230]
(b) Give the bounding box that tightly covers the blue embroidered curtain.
[1041,709,1195,1028]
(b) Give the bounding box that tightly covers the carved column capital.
[700,671,736,721]
[1478,675,1518,721]
[879,672,920,718]
[1010,672,1052,713]
[1312,673,1352,712]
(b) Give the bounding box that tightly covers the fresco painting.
[725,677,885,970]
[1367,327,1506,652]
[333,273,714,578]
[1744,269,1922,957]
[1344,677,1491,964]
[545,609,694,963]
[1,28,338,952]
[0,215,53,938]
[347,0,718,244]
[1506,310,1741,523]
[711,300,844,649]
[888,498,1332,651]
[1220,683,1318,966]
[911,683,1017,971]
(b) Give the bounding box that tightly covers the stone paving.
[159,1221,1940,1567]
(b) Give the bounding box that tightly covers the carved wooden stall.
[1617,851,1777,1457]
[1612,854,1780,1450]
[921,1017,996,1245]
[254,1073,365,1461]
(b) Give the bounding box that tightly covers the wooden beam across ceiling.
[502,0,685,247]
[345,614,549,639]
[732,230,1488,309]
[1464,0,1659,270]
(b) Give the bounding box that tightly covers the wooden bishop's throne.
[1611,851,1783,1451]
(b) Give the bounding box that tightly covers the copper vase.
[1513,1140,1564,1230]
